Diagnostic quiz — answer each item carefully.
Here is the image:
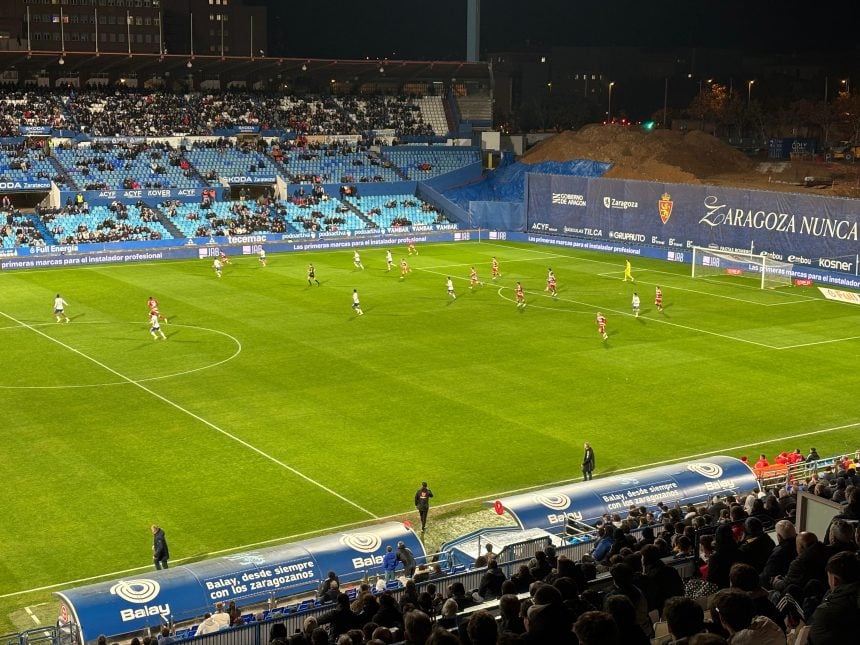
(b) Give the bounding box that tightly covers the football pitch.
[1,240,859,631]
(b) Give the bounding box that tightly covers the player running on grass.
[258,248,267,267]
[53,294,70,323]
[307,263,321,286]
[407,238,418,255]
[352,289,364,316]
[655,286,664,312]
[446,277,457,300]
[149,312,167,340]
[515,282,526,308]
[353,250,365,270]
[147,296,168,323]
[492,256,500,280]
[596,312,608,340]
[400,258,411,279]
[219,249,232,265]
[546,269,558,297]
[632,292,640,317]
[469,266,483,289]
[386,249,394,272]
[213,258,223,278]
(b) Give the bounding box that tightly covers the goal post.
[691,246,794,289]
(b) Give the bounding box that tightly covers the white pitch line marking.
[0,311,378,520]
[5,419,857,600]
[0,321,243,389]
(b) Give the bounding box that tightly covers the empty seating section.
[41,204,172,244]
[383,148,482,179]
[456,93,494,123]
[280,143,401,183]
[184,146,273,186]
[54,144,203,191]
[348,194,443,227]
[416,96,450,136]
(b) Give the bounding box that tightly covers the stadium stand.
[38,202,172,244]
[161,198,292,238]
[0,209,46,249]
[53,142,205,191]
[184,141,277,187]
[0,91,71,136]
[277,140,402,184]
[0,145,71,190]
[346,193,450,228]
[383,147,482,179]
[132,447,857,645]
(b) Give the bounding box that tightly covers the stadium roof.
[0,51,491,85]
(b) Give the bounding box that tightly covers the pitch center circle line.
[0,321,242,389]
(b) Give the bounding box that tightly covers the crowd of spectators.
[149,450,859,645]
[0,90,69,137]
[30,90,441,138]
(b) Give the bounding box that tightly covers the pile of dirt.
[522,125,860,198]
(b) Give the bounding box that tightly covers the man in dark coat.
[414,482,433,531]
[639,544,684,617]
[761,519,797,589]
[809,551,860,645]
[396,541,416,578]
[582,442,595,481]
[772,531,829,593]
[151,524,169,570]
[738,516,775,572]
[478,558,507,601]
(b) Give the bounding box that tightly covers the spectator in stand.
[510,564,534,593]
[372,592,403,630]
[708,524,746,589]
[604,563,652,637]
[640,544,684,618]
[478,558,506,601]
[473,543,496,568]
[498,594,526,636]
[772,531,829,595]
[465,610,497,645]
[663,596,706,643]
[728,563,784,633]
[605,594,650,645]
[528,550,552,581]
[739,517,775,571]
[809,551,860,645]
[761,520,798,589]
[403,610,432,645]
[836,488,860,520]
[825,518,858,558]
[318,593,360,641]
[714,590,784,645]
[806,447,821,462]
[573,610,619,645]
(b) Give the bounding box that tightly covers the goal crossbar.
[691,246,793,289]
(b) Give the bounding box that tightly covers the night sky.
[250,0,852,61]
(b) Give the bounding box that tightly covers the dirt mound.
[523,125,755,185]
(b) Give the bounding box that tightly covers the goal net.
[691,246,793,289]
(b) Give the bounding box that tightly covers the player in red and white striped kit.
[545,269,558,297]
[655,286,663,312]
[469,266,484,289]
[491,257,500,280]
[596,312,608,340]
[147,296,168,323]
[515,281,526,308]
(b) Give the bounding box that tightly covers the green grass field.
[1,240,859,632]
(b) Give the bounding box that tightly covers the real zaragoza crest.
[658,192,673,224]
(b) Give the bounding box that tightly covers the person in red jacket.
[754,454,769,469]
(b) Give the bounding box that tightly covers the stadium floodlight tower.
[691,246,794,289]
[467,0,481,62]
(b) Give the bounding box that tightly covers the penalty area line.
[0,311,378,521]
